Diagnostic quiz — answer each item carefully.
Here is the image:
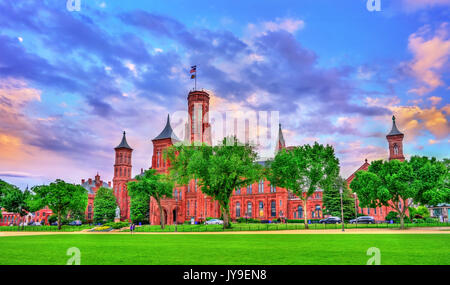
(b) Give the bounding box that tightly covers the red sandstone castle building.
[111,90,407,224]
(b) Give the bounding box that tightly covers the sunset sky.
[0,0,449,189]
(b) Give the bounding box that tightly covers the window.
[174,189,178,199]
[179,190,182,200]
[156,151,160,167]
[280,200,282,207]
[194,201,197,216]
[393,143,399,155]
[195,179,197,192]
[259,201,264,217]
[235,188,240,195]
[187,184,190,193]
[247,202,252,218]
[271,201,276,217]
[315,205,321,218]
[374,208,377,215]
[270,185,276,193]
[367,208,370,215]
[236,203,241,217]
[187,201,190,216]
[247,184,252,195]
[258,180,264,193]
[298,206,303,218]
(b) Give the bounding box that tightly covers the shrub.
[103,222,129,229]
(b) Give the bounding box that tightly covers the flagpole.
[195,66,197,91]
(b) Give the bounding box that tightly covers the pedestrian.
[130,223,134,235]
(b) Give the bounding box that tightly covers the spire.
[153,114,180,141]
[115,131,133,149]
[278,123,286,148]
[387,115,403,136]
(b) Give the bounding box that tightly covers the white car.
[205,219,224,225]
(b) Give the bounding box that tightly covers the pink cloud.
[406,23,450,95]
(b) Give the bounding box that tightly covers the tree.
[322,176,356,221]
[409,205,430,219]
[167,137,263,229]
[350,157,448,229]
[267,143,340,229]
[93,187,117,224]
[0,180,31,230]
[130,193,150,224]
[127,169,173,229]
[30,180,88,230]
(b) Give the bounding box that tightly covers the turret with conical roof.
[115,131,133,150]
[152,114,180,142]
[113,131,133,220]
[275,123,286,153]
[386,116,405,161]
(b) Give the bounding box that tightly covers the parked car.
[319,217,342,224]
[69,220,82,226]
[51,221,58,226]
[205,219,224,225]
[349,216,375,224]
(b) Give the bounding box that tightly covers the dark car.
[349,216,375,224]
[319,217,342,224]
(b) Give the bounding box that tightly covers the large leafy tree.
[30,180,88,230]
[350,157,448,229]
[167,137,263,228]
[93,187,117,224]
[322,176,356,220]
[127,169,173,229]
[0,180,32,230]
[267,143,340,229]
[129,193,150,224]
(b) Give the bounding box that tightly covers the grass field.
[1,234,449,265]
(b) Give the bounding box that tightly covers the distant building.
[81,173,111,222]
[428,204,449,222]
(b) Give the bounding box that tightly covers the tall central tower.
[187,90,211,144]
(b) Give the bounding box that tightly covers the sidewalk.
[1,227,449,237]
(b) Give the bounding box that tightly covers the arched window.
[236,202,241,217]
[119,168,122,176]
[247,184,252,194]
[298,206,303,218]
[271,201,276,217]
[187,201,190,216]
[315,205,321,218]
[393,143,399,155]
[247,202,252,218]
[235,188,240,195]
[259,180,264,193]
[259,201,264,217]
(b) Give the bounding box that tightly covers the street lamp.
[339,187,345,232]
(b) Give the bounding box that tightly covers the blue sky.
[0,0,449,189]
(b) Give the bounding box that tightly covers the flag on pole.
[191,74,196,79]
[190,65,197,73]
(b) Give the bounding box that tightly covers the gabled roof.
[387,116,403,136]
[346,159,370,185]
[115,131,132,150]
[152,114,180,142]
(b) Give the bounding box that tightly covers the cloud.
[400,0,450,12]
[246,18,305,37]
[428,96,442,105]
[406,23,450,95]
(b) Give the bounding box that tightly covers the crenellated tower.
[386,116,405,161]
[113,131,133,220]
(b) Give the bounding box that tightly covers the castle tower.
[386,116,405,161]
[152,114,180,173]
[187,90,211,144]
[113,131,133,220]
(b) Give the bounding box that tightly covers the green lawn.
[0,234,449,265]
